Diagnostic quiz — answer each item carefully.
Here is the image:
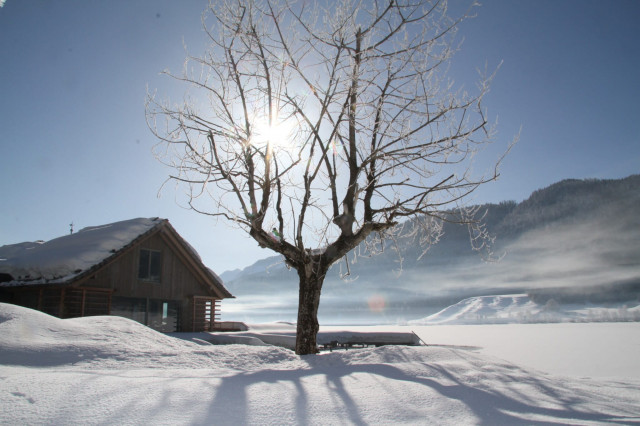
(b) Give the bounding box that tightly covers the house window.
[138,249,162,283]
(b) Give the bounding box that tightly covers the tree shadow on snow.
[201,347,637,425]
[28,346,638,425]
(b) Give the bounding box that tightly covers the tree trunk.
[295,264,327,355]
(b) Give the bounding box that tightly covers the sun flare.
[251,115,297,152]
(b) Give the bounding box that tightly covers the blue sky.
[1,0,639,274]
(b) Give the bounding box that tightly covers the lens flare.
[367,294,386,313]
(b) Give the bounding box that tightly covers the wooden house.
[0,218,234,332]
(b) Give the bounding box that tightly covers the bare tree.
[146,0,511,354]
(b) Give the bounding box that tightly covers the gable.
[74,232,209,299]
[153,224,233,299]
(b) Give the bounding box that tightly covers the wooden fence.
[192,296,221,332]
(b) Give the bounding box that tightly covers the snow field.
[1,303,640,425]
[325,322,640,380]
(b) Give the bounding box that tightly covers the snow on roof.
[0,217,163,285]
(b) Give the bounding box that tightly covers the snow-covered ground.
[1,303,640,425]
[325,322,640,380]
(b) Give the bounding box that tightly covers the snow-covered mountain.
[221,175,640,324]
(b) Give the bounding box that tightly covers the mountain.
[221,175,640,324]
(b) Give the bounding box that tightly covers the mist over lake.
[221,175,640,324]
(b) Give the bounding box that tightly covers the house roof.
[0,218,233,298]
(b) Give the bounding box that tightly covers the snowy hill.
[409,294,640,325]
[2,302,640,424]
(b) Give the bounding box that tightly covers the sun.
[250,114,297,152]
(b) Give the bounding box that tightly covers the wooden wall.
[77,231,220,331]
[5,287,111,319]
[80,234,211,295]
